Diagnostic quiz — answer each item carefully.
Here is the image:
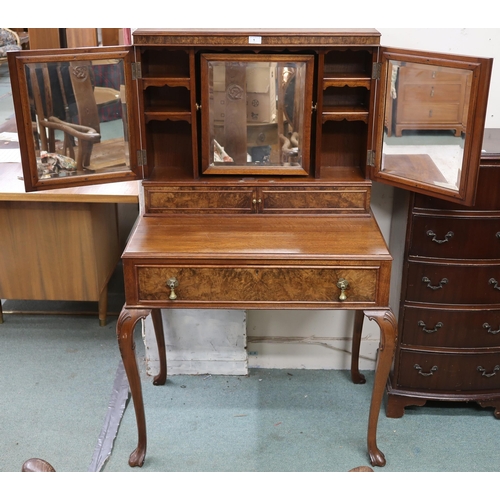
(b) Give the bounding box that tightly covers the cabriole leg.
[116,306,151,467]
[363,309,397,467]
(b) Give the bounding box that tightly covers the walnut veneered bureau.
[8,29,492,468]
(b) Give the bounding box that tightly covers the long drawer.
[409,215,500,260]
[405,261,500,305]
[133,264,380,307]
[400,305,500,349]
[396,349,500,392]
[143,185,370,215]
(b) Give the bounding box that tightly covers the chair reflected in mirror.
[27,58,129,181]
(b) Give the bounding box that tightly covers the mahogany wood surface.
[387,137,500,418]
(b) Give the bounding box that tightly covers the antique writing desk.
[8,29,491,467]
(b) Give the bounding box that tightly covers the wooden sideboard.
[386,61,471,137]
[387,128,500,417]
[0,162,139,325]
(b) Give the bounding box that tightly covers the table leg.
[363,309,397,467]
[98,284,108,327]
[350,310,366,384]
[151,308,167,386]
[116,306,151,467]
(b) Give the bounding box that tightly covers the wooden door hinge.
[137,149,147,167]
[131,62,142,80]
[367,150,375,166]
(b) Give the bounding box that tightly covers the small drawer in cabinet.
[135,265,380,307]
[145,186,256,214]
[396,350,500,392]
[406,261,500,305]
[409,215,500,259]
[400,305,500,349]
[259,186,370,214]
[144,185,371,215]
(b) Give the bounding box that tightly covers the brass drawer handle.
[167,277,179,300]
[483,323,500,335]
[418,320,443,334]
[422,277,448,290]
[252,198,262,205]
[489,278,500,291]
[477,365,500,378]
[414,364,438,377]
[426,230,454,244]
[336,278,349,301]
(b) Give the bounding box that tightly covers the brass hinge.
[372,62,382,80]
[367,150,375,166]
[137,149,147,166]
[131,62,142,80]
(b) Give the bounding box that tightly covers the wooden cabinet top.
[132,29,381,47]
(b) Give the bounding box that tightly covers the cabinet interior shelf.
[144,109,192,123]
[323,74,371,90]
[322,107,369,123]
[142,77,191,90]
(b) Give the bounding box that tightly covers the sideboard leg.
[351,310,366,384]
[363,309,397,467]
[151,308,167,386]
[116,306,151,467]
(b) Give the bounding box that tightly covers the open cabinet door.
[8,45,143,192]
[370,47,492,206]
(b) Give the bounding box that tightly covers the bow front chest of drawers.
[387,130,500,418]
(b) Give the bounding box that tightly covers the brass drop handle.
[414,364,438,377]
[422,277,448,290]
[167,277,179,300]
[426,230,454,244]
[337,278,349,301]
[489,278,500,291]
[418,320,443,334]
[483,323,500,335]
[477,365,500,378]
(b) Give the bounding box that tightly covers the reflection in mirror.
[381,60,472,192]
[25,58,130,181]
[205,57,309,171]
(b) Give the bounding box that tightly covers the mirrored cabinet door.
[200,54,314,176]
[8,46,142,192]
[371,47,492,206]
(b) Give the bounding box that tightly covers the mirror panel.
[381,60,471,192]
[373,48,492,205]
[9,48,140,191]
[201,54,314,176]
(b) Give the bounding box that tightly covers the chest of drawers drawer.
[400,305,500,349]
[409,215,500,260]
[406,261,500,305]
[132,264,381,308]
[396,349,500,392]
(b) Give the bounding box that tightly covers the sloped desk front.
[116,213,397,467]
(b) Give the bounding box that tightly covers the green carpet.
[1,313,500,473]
